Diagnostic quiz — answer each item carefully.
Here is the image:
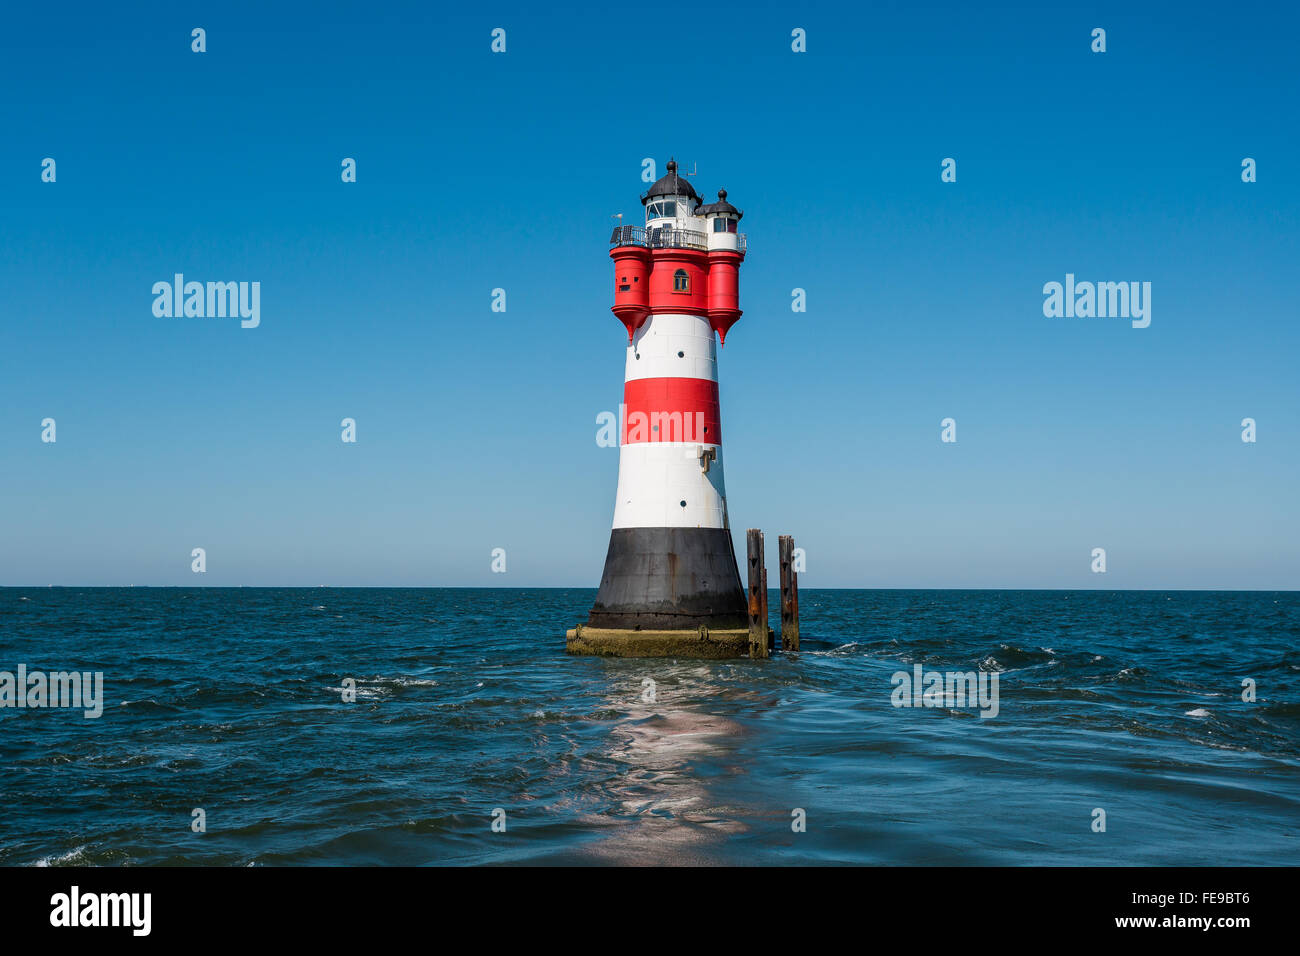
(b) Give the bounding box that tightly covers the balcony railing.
[610,224,748,254]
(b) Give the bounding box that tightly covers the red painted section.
[610,245,651,342]
[707,249,743,345]
[622,377,722,445]
[610,240,746,345]
[648,249,709,315]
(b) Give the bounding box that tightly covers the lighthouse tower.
[578,159,751,649]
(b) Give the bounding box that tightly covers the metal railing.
[610,223,745,253]
[649,226,707,251]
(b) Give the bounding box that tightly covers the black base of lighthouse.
[586,527,748,630]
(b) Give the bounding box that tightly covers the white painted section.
[647,214,704,229]
[611,441,729,530]
[627,313,717,382]
[707,224,740,252]
[645,195,705,229]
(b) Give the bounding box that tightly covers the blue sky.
[2,1,1297,588]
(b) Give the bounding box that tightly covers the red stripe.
[622,377,721,445]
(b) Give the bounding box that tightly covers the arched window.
[673,269,689,292]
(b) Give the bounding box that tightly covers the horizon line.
[2,585,1297,593]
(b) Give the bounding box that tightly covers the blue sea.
[1,588,1297,866]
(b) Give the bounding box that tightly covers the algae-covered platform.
[565,624,773,659]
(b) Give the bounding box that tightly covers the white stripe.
[611,441,729,530]
[626,312,717,383]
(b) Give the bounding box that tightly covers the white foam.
[32,846,89,867]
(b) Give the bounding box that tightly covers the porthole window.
[673,269,689,292]
[679,500,687,508]
[677,350,684,358]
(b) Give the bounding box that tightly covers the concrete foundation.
[565,623,774,659]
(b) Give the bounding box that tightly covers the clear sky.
[2,1,1297,588]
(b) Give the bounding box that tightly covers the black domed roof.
[641,159,699,204]
[698,188,742,220]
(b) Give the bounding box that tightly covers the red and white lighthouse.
[585,160,750,634]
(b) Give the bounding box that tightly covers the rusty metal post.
[779,535,799,650]
[746,529,768,658]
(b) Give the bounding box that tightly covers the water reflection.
[579,663,749,863]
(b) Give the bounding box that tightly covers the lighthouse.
[568,160,761,658]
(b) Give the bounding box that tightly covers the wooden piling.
[779,534,800,650]
[762,563,769,653]
[746,529,768,659]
